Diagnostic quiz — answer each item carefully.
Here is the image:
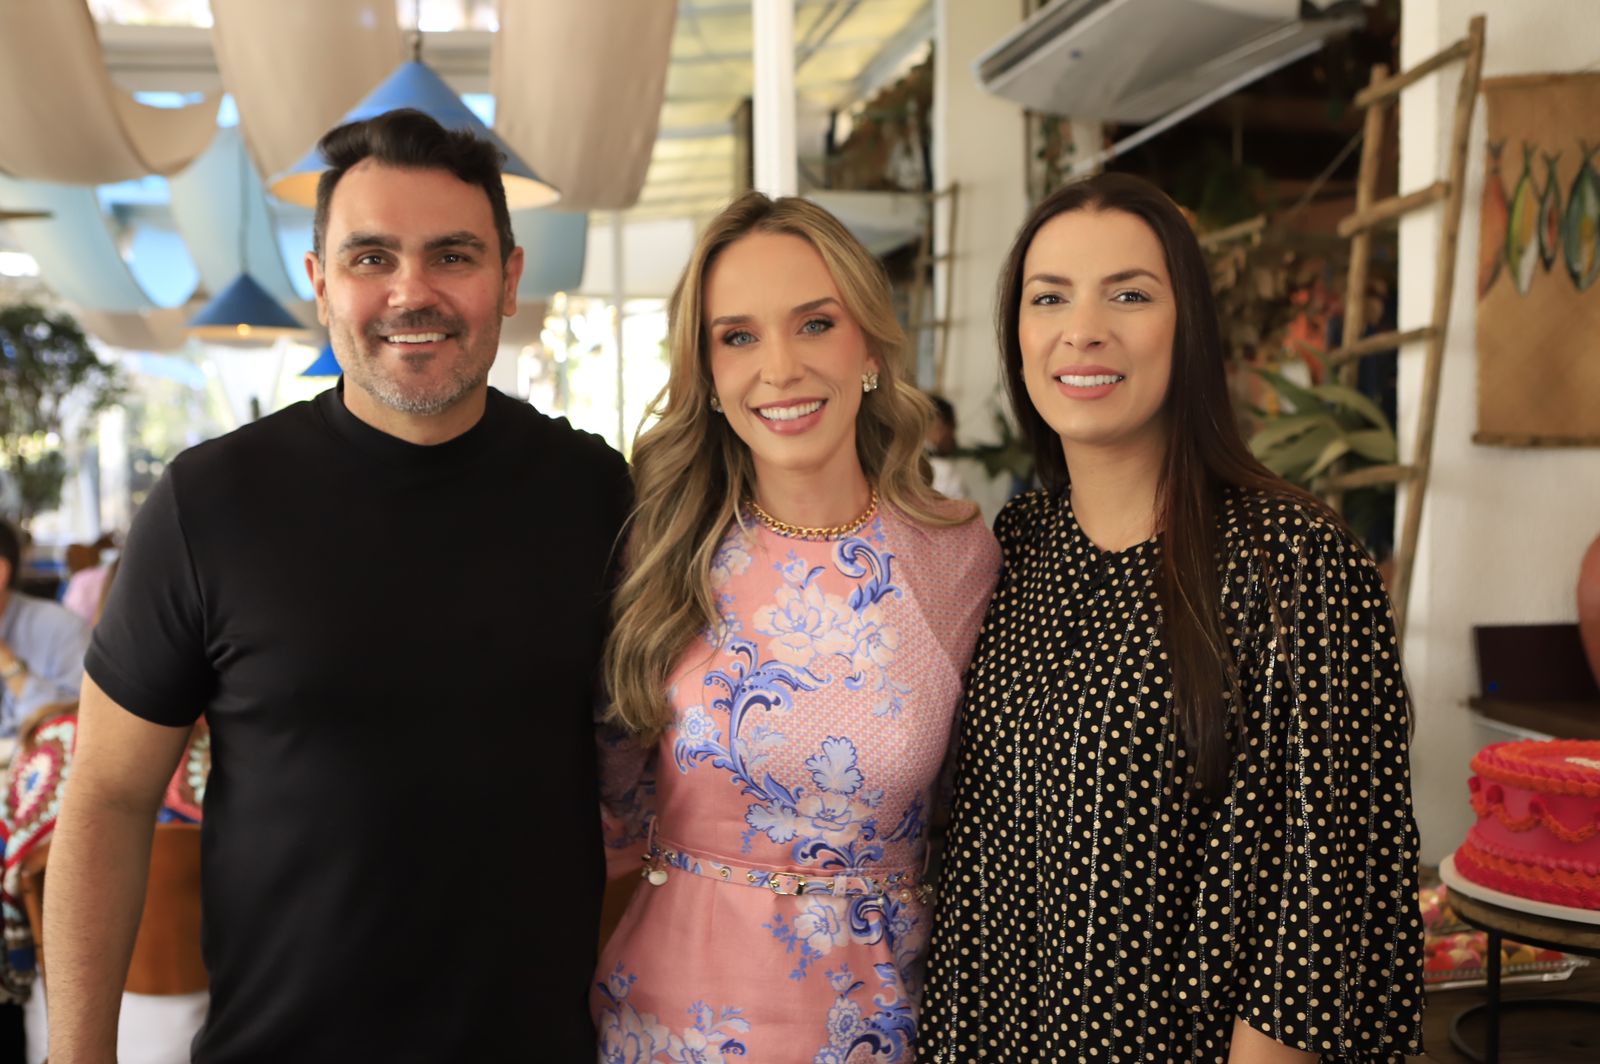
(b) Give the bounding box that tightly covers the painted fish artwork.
[1504,142,1541,294]
[1538,152,1562,271]
[1564,141,1599,291]
[1477,74,1600,447]
[1479,140,1508,297]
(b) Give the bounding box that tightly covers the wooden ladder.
[1319,15,1486,638]
[907,183,960,392]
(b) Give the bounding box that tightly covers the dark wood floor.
[1412,961,1600,1062]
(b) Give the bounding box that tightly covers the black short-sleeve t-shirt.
[87,384,630,1063]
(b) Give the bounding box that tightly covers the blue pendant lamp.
[268,46,560,210]
[301,342,341,377]
[190,273,305,341]
[189,138,306,342]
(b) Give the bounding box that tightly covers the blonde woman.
[592,191,999,1062]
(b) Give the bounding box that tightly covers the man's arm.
[44,673,190,1064]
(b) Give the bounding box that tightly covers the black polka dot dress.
[919,488,1425,1062]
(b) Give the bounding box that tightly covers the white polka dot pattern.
[919,488,1425,1062]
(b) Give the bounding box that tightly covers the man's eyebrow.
[337,232,399,255]
[424,232,489,253]
[335,232,490,255]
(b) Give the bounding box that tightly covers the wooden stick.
[1326,326,1437,368]
[1336,180,1450,237]
[1354,38,1473,108]
[1198,214,1267,250]
[1339,66,1388,391]
[1327,63,1392,515]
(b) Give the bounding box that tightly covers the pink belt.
[641,828,933,903]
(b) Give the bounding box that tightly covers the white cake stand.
[1440,853,1600,927]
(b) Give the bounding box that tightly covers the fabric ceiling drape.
[167,128,313,321]
[208,0,405,178]
[0,1,219,183]
[0,177,170,313]
[73,306,202,354]
[491,0,678,210]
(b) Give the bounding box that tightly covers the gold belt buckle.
[769,871,806,896]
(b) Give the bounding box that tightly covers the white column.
[751,0,797,197]
[933,0,1028,522]
[612,210,627,451]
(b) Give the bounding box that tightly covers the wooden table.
[1445,886,1600,1063]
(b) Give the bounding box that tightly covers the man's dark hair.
[0,520,21,589]
[312,108,516,266]
[928,393,956,429]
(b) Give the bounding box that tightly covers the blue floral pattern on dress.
[672,531,927,996]
[598,964,752,1063]
[808,964,914,1063]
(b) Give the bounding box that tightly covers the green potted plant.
[0,303,124,524]
[1247,368,1397,547]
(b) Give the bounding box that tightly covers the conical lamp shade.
[268,61,560,210]
[301,342,342,377]
[188,272,306,342]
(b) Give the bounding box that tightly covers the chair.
[19,824,207,1063]
[125,823,205,996]
[20,824,204,994]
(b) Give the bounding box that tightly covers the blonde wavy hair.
[604,191,975,739]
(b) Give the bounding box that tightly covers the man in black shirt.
[45,110,628,1062]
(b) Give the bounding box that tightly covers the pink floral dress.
[594,504,998,1063]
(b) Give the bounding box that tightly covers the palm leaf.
[1345,427,1398,462]
[1253,368,1321,414]
[1248,412,1329,453]
[1309,383,1392,431]
[1260,423,1337,478]
[1305,437,1352,480]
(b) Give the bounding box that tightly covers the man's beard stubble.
[336,309,500,417]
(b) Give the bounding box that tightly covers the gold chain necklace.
[747,487,879,540]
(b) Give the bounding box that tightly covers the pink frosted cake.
[1455,739,1600,910]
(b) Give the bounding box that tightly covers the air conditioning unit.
[974,0,1368,124]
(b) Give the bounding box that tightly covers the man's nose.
[387,261,440,309]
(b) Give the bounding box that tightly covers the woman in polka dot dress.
[593,193,999,1062]
[918,174,1425,1062]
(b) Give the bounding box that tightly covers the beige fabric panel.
[72,305,199,354]
[209,0,404,179]
[0,1,218,183]
[1475,74,1600,447]
[492,0,678,210]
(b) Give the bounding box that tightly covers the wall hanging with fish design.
[1476,74,1600,446]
